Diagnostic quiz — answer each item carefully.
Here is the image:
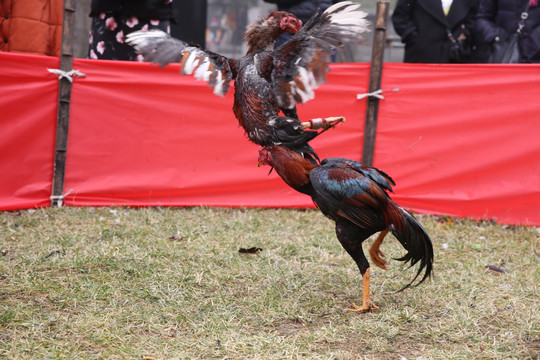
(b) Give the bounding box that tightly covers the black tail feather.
[388,204,434,291]
[270,116,343,165]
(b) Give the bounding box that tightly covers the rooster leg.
[335,222,377,313]
[301,116,345,130]
[347,268,378,312]
[369,229,389,270]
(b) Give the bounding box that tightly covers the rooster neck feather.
[245,22,279,55]
[269,147,316,192]
[245,12,293,55]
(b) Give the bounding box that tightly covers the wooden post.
[362,0,389,167]
[51,0,76,207]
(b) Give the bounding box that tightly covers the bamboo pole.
[362,0,389,167]
[51,0,76,207]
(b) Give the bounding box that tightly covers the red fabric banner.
[1,52,539,225]
[0,53,59,209]
[376,63,540,225]
[65,59,369,208]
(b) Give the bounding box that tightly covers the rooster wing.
[310,158,395,229]
[268,2,370,109]
[126,30,237,97]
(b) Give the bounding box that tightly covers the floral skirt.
[88,12,170,61]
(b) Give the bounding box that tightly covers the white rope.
[47,68,86,83]
[50,189,74,207]
[357,89,385,100]
[356,87,400,100]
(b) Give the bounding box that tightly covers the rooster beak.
[257,161,274,174]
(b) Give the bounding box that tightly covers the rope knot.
[357,88,400,100]
[48,69,86,83]
[50,189,74,207]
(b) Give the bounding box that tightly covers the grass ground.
[1,207,539,359]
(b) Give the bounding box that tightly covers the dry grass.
[1,207,539,359]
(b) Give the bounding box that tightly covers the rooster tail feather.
[270,117,325,164]
[278,130,320,165]
[292,142,320,165]
[386,203,434,291]
[289,119,343,164]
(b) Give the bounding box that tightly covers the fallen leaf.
[485,265,506,274]
[168,235,184,241]
[45,250,65,258]
[239,247,263,254]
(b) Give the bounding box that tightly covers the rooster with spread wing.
[127,2,369,163]
[258,145,434,312]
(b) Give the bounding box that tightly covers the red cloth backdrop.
[0,53,59,209]
[1,52,539,225]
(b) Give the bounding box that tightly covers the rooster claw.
[370,247,388,270]
[346,301,378,313]
[301,116,345,130]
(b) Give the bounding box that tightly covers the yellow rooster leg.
[346,268,379,313]
[369,229,389,270]
[301,116,345,130]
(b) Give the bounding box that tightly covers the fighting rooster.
[258,145,433,312]
[127,2,369,163]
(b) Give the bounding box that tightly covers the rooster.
[126,2,369,163]
[258,145,434,312]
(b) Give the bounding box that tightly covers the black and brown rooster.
[127,2,369,163]
[258,145,434,312]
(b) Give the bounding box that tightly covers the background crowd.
[392,0,540,63]
[0,0,539,63]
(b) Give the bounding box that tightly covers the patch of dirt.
[274,318,309,337]
[527,338,540,360]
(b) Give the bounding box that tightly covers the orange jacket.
[0,0,63,56]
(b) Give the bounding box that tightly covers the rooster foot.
[346,301,379,313]
[301,116,345,130]
[369,247,388,270]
